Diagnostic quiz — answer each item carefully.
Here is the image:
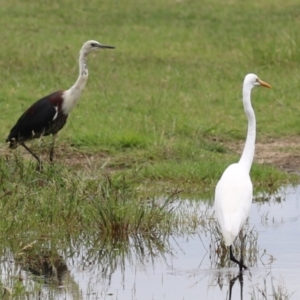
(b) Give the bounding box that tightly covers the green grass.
[0,0,299,191]
[0,157,177,238]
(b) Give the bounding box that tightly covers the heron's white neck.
[62,50,89,114]
[238,84,256,173]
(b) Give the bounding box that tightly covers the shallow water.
[2,185,300,299]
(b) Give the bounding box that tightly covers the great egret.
[214,73,271,272]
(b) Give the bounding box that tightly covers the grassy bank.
[0,0,300,189]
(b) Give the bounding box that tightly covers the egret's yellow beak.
[258,79,272,88]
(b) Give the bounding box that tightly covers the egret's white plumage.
[214,73,271,270]
[215,163,253,246]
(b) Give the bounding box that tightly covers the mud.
[229,136,300,173]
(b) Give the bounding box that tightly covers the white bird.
[6,40,115,166]
[214,73,271,272]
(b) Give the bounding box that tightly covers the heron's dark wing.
[6,91,64,143]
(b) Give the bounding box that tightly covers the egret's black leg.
[230,245,240,265]
[21,143,43,171]
[239,232,248,272]
[229,246,247,272]
[49,134,56,162]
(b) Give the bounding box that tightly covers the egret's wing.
[214,164,253,245]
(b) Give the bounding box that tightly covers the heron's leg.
[21,142,43,171]
[49,134,56,162]
[21,142,41,163]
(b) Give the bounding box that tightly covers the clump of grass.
[0,155,86,237]
[84,174,178,237]
[0,155,181,242]
[109,132,150,149]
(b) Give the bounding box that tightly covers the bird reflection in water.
[229,273,244,300]
[65,232,173,284]
[16,248,68,287]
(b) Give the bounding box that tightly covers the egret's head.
[80,40,115,55]
[244,73,272,89]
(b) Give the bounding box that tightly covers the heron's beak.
[258,79,272,88]
[98,44,115,49]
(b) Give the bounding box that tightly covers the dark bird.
[6,40,115,166]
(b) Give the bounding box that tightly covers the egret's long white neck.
[238,84,256,173]
[62,50,89,114]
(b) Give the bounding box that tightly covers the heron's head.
[244,73,272,89]
[80,40,115,55]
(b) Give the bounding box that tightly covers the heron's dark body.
[6,40,115,165]
[6,90,68,148]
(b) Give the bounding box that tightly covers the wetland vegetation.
[0,0,300,299]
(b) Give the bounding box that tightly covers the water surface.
[2,185,300,299]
